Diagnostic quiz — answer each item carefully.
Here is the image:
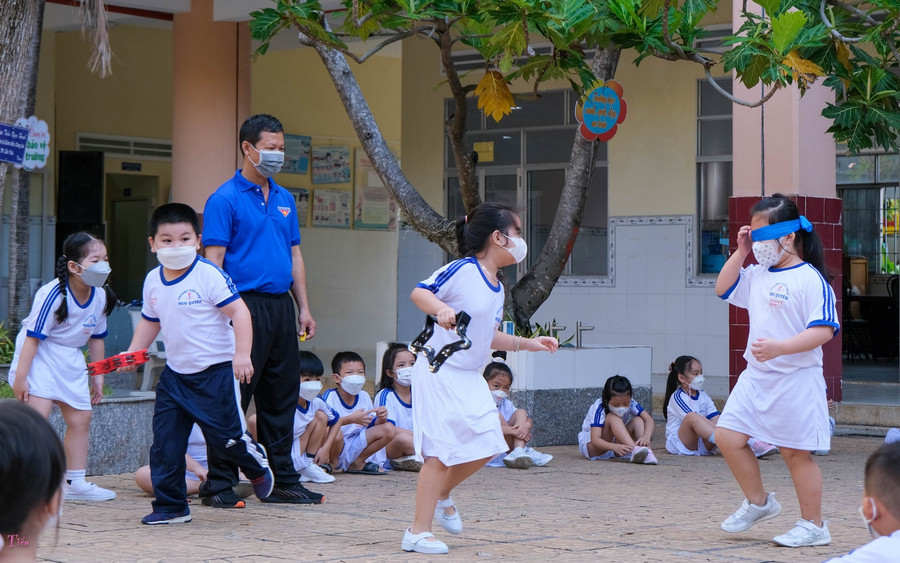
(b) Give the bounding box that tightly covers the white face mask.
[394,367,413,387]
[75,261,111,287]
[156,246,197,270]
[858,498,880,539]
[751,238,786,269]
[340,374,366,396]
[249,144,284,177]
[608,405,629,418]
[502,234,528,264]
[689,375,705,391]
[299,380,323,401]
[491,389,508,405]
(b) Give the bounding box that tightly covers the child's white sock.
[66,469,86,486]
[707,431,717,445]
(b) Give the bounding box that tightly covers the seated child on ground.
[248,351,342,484]
[824,442,900,562]
[373,343,421,472]
[577,375,658,464]
[482,351,552,469]
[663,355,777,458]
[322,351,396,474]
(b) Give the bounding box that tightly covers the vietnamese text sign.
[14,116,50,171]
[0,123,30,165]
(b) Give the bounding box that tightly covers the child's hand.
[373,406,389,424]
[12,376,29,402]
[526,336,559,353]
[635,436,651,447]
[750,337,783,362]
[350,408,376,425]
[90,375,104,405]
[435,306,457,330]
[233,353,254,383]
[195,467,208,482]
[612,443,633,457]
[314,448,330,466]
[736,225,752,255]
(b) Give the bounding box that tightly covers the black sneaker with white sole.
[200,487,246,509]
[261,482,325,504]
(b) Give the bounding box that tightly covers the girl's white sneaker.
[402,529,449,554]
[64,481,116,501]
[434,497,463,534]
[772,519,831,547]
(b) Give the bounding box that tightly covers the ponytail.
[101,284,118,317]
[455,202,518,258]
[663,355,697,421]
[799,230,828,278]
[53,255,70,324]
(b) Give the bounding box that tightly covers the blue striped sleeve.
[673,390,693,414]
[31,285,62,337]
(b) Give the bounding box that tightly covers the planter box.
[504,346,653,447]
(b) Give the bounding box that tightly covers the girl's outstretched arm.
[716,224,752,296]
[491,332,559,353]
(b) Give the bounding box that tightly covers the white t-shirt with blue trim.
[376,387,413,431]
[665,388,719,440]
[577,397,643,450]
[141,256,241,374]
[322,388,375,440]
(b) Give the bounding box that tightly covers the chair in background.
[843,277,873,362]
[128,309,166,391]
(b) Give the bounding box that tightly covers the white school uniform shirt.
[577,398,644,449]
[410,257,509,466]
[185,424,208,479]
[823,530,900,562]
[8,280,108,410]
[322,388,375,440]
[290,397,340,470]
[665,388,719,440]
[375,387,413,431]
[140,257,240,374]
[496,397,517,422]
[717,262,839,450]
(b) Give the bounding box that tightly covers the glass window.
[486,90,567,130]
[697,77,733,274]
[444,97,481,133]
[836,155,876,184]
[446,132,521,168]
[699,120,732,156]
[878,154,899,183]
[525,128,576,164]
[698,78,733,117]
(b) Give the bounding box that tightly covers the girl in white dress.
[8,232,118,501]
[401,202,558,555]
[715,194,839,547]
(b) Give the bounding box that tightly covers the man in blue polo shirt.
[201,114,323,506]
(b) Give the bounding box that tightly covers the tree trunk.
[0,0,42,218]
[301,32,458,254]
[509,46,621,329]
[8,1,44,328]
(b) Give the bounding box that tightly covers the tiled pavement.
[38,428,885,562]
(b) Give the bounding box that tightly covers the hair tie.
[798,215,813,232]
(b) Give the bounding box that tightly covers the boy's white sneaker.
[629,446,650,464]
[749,439,779,458]
[721,492,782,533]
[299,463,336,483]
[64,480,116,501]
[503,447,534,469]
[772,520,831,547]
[523,447,553,467]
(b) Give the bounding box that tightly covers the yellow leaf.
[475,71,515,123]
[782,49,825,89]
[835,41,851,89]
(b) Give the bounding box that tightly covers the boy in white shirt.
[322,351,396,474]
[824,442,900,562]
[123,203,274,524]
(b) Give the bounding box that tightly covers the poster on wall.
[312,189,352,228]
[354,148,397,231]
[288,188,310,228]
[311,145,351,184]
[283,134,311,174]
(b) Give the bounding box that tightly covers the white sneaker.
[772,519,831,547]
[721,492,782,532]
[402,528,449,554]
[299,463,336,483]
[629,446,650,464]
[503,447,534,469]
[524,447,553,467]
[749,439,779,458]
[64,480,116,501]
[434,497,462,534]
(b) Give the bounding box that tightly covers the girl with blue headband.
[714,193,839,548]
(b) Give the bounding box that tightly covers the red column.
[727,195,843,402]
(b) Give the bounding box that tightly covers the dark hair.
[149,203,200,237]
[601,375,633,413]
[483,350,514,383]
[865,442,900,520]
[378,342,412,391]
[455,202,519,258]
[663,355,699,421]
[239,114,284,147]
[299,350,324,378]
[0,402,66,539]
[750,194,827,277]
[331,351,365,374]
[55,232,117,323]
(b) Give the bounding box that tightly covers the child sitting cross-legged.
[248,351,341,484]
[322,351,396,475]
[373,343,422,472]
[578,375,658,465]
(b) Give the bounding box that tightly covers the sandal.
[434,496,463,534]
[401,528,449,554]
[344,461,385,475]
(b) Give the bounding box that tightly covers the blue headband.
[751,216,813,241]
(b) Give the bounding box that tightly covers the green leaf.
[639,0,666,17]
[741,54,770,88]
[756,0,781,16]
[771,11,807,54]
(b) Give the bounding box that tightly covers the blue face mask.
[248,144,284,177]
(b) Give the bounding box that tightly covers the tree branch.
[819,0,863,43]
[705,69,780,107]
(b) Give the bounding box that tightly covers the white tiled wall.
[505,346,652,391]
[532,216,730,382]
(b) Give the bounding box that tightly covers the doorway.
[106,174,157,303]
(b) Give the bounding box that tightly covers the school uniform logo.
[82,314,98,334]
[177,289,203,306]
[768,282,790,310]
[278,206,291,217]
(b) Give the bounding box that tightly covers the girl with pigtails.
[8,232,119,501]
